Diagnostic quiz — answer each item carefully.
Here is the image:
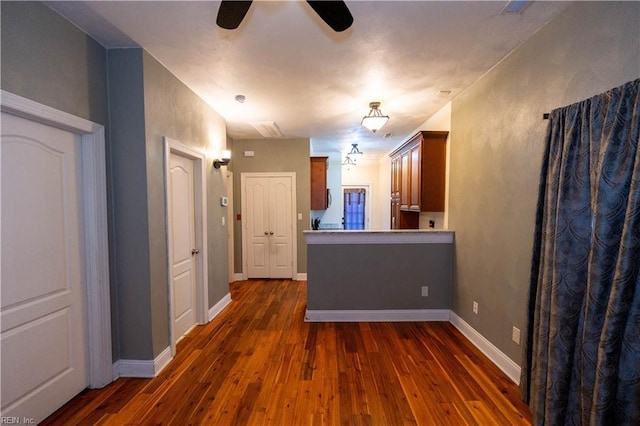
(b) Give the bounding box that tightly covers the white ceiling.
[48,1,570,161]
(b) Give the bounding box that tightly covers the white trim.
[296,273,308,281]
[163,138,209,357]
[305,309,451,322]
[241,172,297,280]
[226,171,235,283]
[231,273,244,282]
[113,346,172,379]
[1,90,112,389]
[449,311,521,384]
[303,230,454,245]
[208,293,232,321]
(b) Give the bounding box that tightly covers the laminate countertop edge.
[303,230,454,244]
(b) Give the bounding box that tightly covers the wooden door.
[1,112,88,423]
[310,157,328,210]
[390,157,400,228]
[168,153,197,341]
[409,142,421,210]
[244,175,293,278]
[399,150,410,210]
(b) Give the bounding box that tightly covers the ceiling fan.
[216,1,353,32]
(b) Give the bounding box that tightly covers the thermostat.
[220,196,229,207]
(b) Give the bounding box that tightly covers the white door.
[245,175,293,279]
[1,112,88,422]
[168,153,197,341]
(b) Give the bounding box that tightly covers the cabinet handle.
[264,231,269,235]
[269,231,274,235]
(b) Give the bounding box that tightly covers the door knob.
[269,231,274,235]
[191,248,199,255]
[264,231,269,235]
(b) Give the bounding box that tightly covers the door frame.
[240,172,297,280]
[0,90,112,388]
[163,137,208,356]
[342,184,373,230]
[226,171,234,282]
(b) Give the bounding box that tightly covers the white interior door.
[269,177,293,278]
[1,112,88,422]
[246,177,270,278]
[244,175,293,279]
[168,153,197,341]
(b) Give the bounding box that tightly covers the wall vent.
[500,0,532,15]
[250,121,283,138]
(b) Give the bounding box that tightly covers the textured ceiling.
[48,1,570,160]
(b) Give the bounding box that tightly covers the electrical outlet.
[472,301,478,314]
[421,286,429,297]
[512,326,521,345]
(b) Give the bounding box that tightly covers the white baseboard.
[449,311,520,384]
[231,273,244,282]
[305,309,450,322]
[113,346,172,379]
[209,293,232,321]
[296,273,307,281]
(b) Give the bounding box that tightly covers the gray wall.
[2,2,230,362]
[307,243,451,310]
[108,49,230,359]
[107,49,151,359]
[142,51,230,354]
[1,1,121,354]
[448,1,640,362]
[232,138,311,275]
[0,1,108,125]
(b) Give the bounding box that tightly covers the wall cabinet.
[389,131,448,228]
[310,156,329,210]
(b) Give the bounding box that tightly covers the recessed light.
[235,94,246,103]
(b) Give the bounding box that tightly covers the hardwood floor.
[43,280,532,425]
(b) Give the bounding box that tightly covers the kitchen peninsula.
[304,230,454,322]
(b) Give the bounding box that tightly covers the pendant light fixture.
[348,143,364,157]
[342,155,357,169]
[361,102,389,133]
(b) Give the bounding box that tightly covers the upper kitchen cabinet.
[390,130,448,214]
[310,156,329,210]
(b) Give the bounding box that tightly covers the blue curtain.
[521,79,640,425]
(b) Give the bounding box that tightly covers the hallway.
[43,280,531,425]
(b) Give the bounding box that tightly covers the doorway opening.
[342,185,371,230]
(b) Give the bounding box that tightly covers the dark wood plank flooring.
[42,279,532,425]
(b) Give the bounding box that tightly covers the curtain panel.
[522,79,640,425]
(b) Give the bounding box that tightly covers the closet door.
[244,175,293,278]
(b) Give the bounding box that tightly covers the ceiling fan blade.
[306,1,353,32]
[216,1,253,30]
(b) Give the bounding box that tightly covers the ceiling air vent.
[500,0,532,14]
[250,121,283,138]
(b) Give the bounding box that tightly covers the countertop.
[303,229,454,244]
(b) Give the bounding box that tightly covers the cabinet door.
[310,157,328,210]
[409,143,421,210]
[399,150,411,210]
[421,135,447,212]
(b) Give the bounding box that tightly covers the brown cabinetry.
[310,156,329,210]
[389,131,448,229]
